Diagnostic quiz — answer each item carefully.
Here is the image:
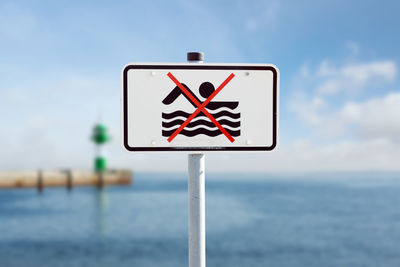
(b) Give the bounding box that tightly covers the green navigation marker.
[91,123,111,172]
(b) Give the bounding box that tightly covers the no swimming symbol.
[162,72,241,142]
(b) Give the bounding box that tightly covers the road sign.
[122,63,279,151]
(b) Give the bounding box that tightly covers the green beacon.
[91,123,111,172]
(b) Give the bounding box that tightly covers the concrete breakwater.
[0,169,132,190]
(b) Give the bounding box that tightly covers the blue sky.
[0,0,399,172]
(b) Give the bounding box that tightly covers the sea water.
[0,172,400,267]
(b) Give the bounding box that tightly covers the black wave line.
[162,128,240,137]
[162,111,191,119]
[204,102,238,110]
[162,110,241,120]
[162,119,240,129]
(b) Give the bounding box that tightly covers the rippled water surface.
[1,172,400,267]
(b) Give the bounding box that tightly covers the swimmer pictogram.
[162,72,240,142]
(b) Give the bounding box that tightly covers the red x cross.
[166,72,236,143]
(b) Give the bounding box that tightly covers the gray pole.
[187,52,206,267]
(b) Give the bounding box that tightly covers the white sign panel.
[122,63,279,151]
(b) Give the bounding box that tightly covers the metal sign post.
[187,52,206,267]
[188,153,205,267]
[121,52,280,267]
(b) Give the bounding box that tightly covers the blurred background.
[0,0,400,266]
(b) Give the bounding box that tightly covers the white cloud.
[341,61,396,84]
[340,93,400,141]
[307,92,400,142]
[270,138,400,172]
[285,56,400,172]
[289,92,326,125]
[291,60,397,129]
[146,137,400,173]
[0,70,118,171]
[316,60,396,95]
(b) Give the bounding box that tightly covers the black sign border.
[123,64,278,152]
